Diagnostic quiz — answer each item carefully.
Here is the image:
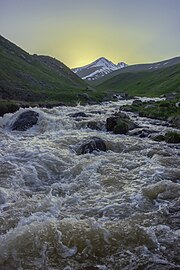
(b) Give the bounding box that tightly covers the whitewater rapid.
[0,99,179,270]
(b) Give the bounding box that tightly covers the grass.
[0,35,88,105]
[121,100,180,124]
[97,64,180,98]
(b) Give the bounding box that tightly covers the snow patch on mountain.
[72,57,127,81]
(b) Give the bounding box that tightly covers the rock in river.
[106,111,137,134]
[75,137,106,155]
[69,112,89,118]
[11,110,39,131]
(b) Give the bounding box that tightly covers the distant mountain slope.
[97,63,180,97]
[94,57,180,86]
[0,35,87,103]
[72,57,127,81]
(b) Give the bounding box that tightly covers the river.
[0,99,179,270]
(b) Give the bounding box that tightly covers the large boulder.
[106,112,137,134]
[11,110,39,131]
[75,137,106,155]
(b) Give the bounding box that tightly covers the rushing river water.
[0,99,179,270]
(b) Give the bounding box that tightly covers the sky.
[0,0,180,68]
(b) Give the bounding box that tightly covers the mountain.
[97,61,180,98]
[72,57,127,81]
[0,35,87,104]
[94,57,180,86]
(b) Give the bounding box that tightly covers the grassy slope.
[91,57,180,86]
[0,35,88,104]
[97,64,180,98]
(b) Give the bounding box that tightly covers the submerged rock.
[129,128,155,138]
[75,137,106,155]
[69,112,89,118]
[79,267,100,270]
[11,110,39,131]
[86,121,104,130]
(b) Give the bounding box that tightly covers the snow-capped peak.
[72,57,127,81]
[117,62,127,68]
[92,57,117,68]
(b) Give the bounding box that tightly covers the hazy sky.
[0,0,180,67]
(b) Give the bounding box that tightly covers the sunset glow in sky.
[0,0,180,68]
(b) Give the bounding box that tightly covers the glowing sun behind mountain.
[0,0,180,67]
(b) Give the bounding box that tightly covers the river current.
[0,99,179,270]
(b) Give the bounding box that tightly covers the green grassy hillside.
[0,35,88,104]
[91,56,180,86]
[97,64,180,98]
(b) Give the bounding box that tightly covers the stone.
[69,112,88,118]
[86,121,104,130]
[106,116,118,131]
[79,267,99,270]
[11,110,39,131]
[168,115,180,128]
[0,102,19,117]
[165,131,180,143]
[129,128,155,138]
[106,111,137,134]
[76,137,106,155]
[132,100,143,106]
[151,134,165,142]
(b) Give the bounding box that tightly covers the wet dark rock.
[151,131,180,143]
[79,267,99,270]
[0,102,20,116]
[167,201,180,230]
[120,105,134,112]
[76,137,106,155]
[113,121,130,134]
[106,116,118,131]
[168,115,180,128]
[132,100,143,106]
[165,91,178,101]
[77,121,104,130]
[151,134,165,142]
[165,131,180,143]
[0,190,6,204]
[69,112,89,118]
[89,110,103,114]
[129,128,155,138]
[106,111,137,134]
[118,92,131,100]
[87,121,104,130]
[11,110,39,131]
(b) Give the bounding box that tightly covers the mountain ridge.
[0,35,87,104]
[94,56,180,86]
[72,57,127,81]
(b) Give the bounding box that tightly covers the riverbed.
[0,99,179,270]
